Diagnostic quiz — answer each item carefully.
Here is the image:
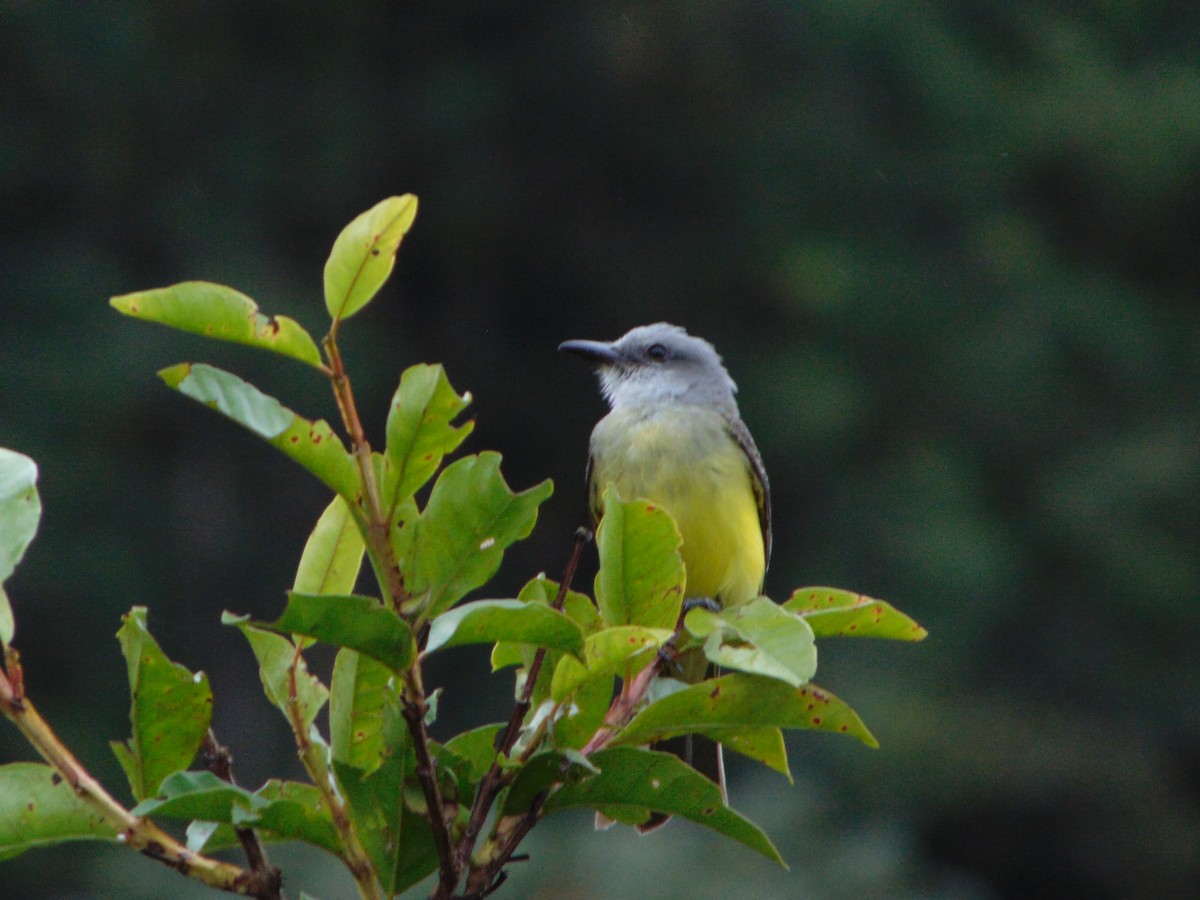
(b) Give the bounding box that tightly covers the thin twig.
[457,528,592,893]
[322,330,457,893]
[323,332,411,611]
[202,730,282,900]
[494,528,591,758]
[580,654,664,755]
[465,649,669,897]
[400,667,459,898]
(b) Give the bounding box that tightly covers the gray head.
[559,323,739,415]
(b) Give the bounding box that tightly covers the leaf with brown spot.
[543,747,784,865]
[110,608,213,801]
[111,281,322,367]
[324,195,418,322]
[0,763,116,859]
[613,673,879,750]
[159,363,359,500]
[783,586,928,641]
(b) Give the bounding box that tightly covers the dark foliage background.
[2,3,1197,897]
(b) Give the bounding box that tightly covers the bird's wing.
[584,451,602,527]
[728,416,772,568]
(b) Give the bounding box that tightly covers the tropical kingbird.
[560,323,771,815]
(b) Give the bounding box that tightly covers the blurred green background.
[2,3,1198,897]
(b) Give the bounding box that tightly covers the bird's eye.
[645,343,668,361]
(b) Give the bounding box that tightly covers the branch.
[457,529,591,892]
[0,652,271,897]
[464,648,668,898]
[400,667,459,898]
[322,332,411,612]
[495,528,591,758]
[202,730,282,900]
[580,654,663,756]
[283,646,382,900]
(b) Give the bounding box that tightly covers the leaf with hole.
[405,453,552,618]
[111,281,322,367]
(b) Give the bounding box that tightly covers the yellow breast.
[589,405,765,606]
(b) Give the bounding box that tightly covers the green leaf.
[110,608,212,801]
[159,363,359,500]
[685,597,817,687]
[783,587,929,641]
[614,673,879,749]
[0,586,11,650]
[335,737,421,894]
[550,625,673,702]
[552,671,614,750]
[0,447,40,585]
[132,771,265,821]
[703,727,791,779]
[543,747,784,865]
[384,363,474,508]
[425,599,585,659]
[501,749,599,815]
[293,495,366,596]
[222,613,329,730]
[387,803,439,896]
[439,723,505,784]
[490,575,597,671]
[0,448,40,641]
[187,779,341,857]
[0,763,116,859]
[260,593,415,672]
[330,649,393,773]
[324,195,418,322]
[110,281,322,367]
[594,488,685,629]
[406,453,553,618]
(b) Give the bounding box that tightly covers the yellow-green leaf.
[615,673,879,749]
[293,495,366,597]
[783,587,928,641]
[111,281,322,367]
[324,195,418,322]
[550,625,672,702]
[594,488,685,630]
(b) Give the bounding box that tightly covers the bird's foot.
[682,596,720,615]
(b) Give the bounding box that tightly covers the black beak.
[558,339,622,366]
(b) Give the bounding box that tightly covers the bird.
[560,323,771,823]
